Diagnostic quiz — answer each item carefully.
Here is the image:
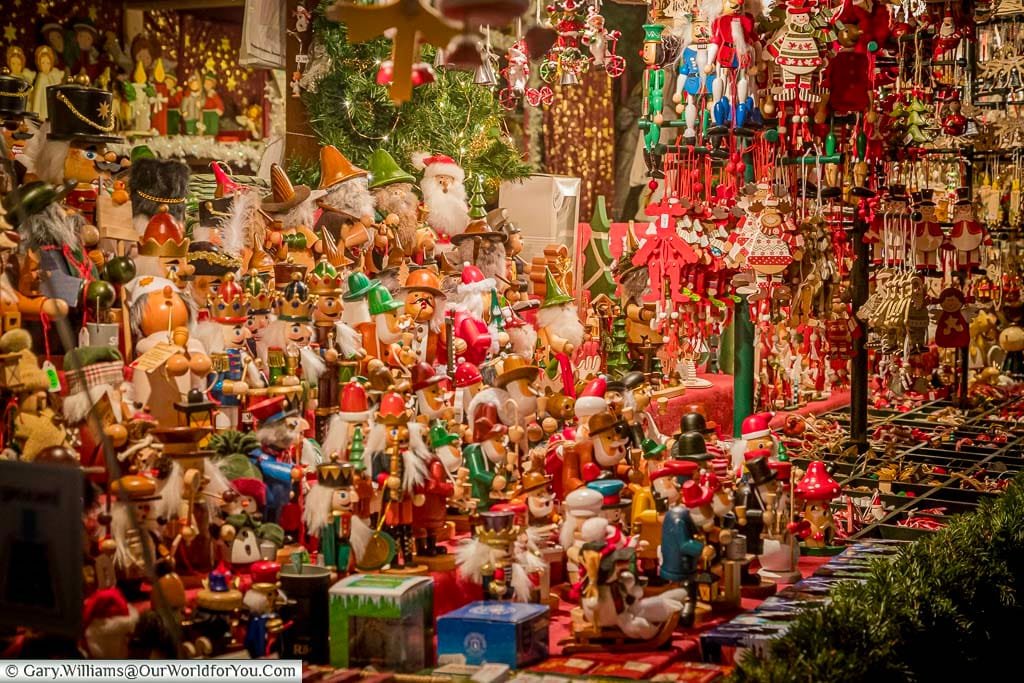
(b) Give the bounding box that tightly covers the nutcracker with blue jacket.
[367,391,431,570]
[674,12,716,140]
[652,460,705,627]
[302,461,371,573]
[247,396,304,527]
[242,560,289,658]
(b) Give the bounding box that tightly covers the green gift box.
[329,574,434,672]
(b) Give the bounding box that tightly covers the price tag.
[132,342,179,372]
[295,54,309,64]
[42,360,60,393]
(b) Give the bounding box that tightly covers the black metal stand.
[850,213,870,454]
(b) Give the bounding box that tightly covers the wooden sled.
[558,607,680,654]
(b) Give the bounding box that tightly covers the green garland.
[733,476,1024,682]
[301,1,531,187]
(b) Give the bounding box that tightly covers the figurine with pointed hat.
[262,163,318,270]
[535,267,585,389]
[793,461,842,551]
[315,145,376,269]
[368,149,431,285]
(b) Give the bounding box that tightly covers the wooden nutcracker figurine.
[705,0,761,135]
[302,461,371,572]
[367,391,432,570]
[462,403,511,511]
[412,428,455,561]
[641,24,668,177]
[651,461,704,627]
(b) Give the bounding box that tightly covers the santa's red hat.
[741,412,773,440]
[575,376,608,418]
[681,479,713,509]
[454,360,483,388]
[83,587,131,627]
[458,262,494,295]
[412,152,465,183]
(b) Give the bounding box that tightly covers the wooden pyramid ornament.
[326,0,463,105]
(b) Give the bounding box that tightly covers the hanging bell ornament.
[433,46,447,69]
[560,70,579,86]
[474,59,497,86]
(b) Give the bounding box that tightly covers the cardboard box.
[328,574,434,672]
[437,601,550,669]
[498,175,581,264]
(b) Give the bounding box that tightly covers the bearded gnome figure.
[368,149,424,288]
[414,152,468,251]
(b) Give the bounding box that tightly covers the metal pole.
[850,213,869,453]
[733,288,755,437]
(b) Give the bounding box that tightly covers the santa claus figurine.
[442,264,495,366]
[81,587,138,658]
[730,411,775,472]
[413,152,469,249]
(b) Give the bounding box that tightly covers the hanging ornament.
[473,31,498,86]
[499,38,530,108]
[326,0,462,104]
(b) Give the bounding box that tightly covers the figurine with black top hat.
[742,455,800,583]
[302,460,371,573]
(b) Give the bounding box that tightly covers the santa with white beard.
[81,587,138,659]
[414,152,469,249]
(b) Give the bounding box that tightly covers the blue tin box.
[437,601,549,669]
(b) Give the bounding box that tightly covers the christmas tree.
[469,175,488,219]
[580,196,617,301]
[302,3,530,184]
[606,317,633,379]
[349,424,366,472]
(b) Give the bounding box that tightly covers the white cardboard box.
[498,174,581,264]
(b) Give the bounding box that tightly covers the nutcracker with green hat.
[302,460,371,573]
[365,283,415,370]
[640,23,670,178]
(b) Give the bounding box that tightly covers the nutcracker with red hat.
[366,391,432,570]
[248,396,305,527]
[792,460,842,553]
[243,559,289,658]
[302,460,371,573]
[562,411,632,494]
[400,267,447,366]
[322,379,373,466]
[462,402,512,512]
[215,474,285,571]
[413,151,469,249]
[651,460,705,627]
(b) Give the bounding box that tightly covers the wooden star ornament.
[326,0,462,104]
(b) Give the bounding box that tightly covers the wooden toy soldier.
[302,461,370,572]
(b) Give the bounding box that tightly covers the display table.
[653,374,852,438]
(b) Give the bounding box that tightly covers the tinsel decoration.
[301,3,530,183]
[542,68,614,219]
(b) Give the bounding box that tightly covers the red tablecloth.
[653,374,851,439]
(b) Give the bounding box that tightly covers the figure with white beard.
[256,275,326,389]
[367,149,422,283]
[321,381,373,466]
[411,361,453,422]
[462,403,511,511]
[341,271,380,362]
[413,151,468,250]
[313,146,376,270]
[621,371,667,445]
[563,411,631,494]
[504,307,538,359]
[536,268,585,389]
[492,355,541,426]
[443,263,496,366]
